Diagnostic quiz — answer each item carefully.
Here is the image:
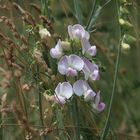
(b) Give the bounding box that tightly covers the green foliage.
[0,0,140,140]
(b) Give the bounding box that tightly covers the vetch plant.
[49,24,105,112]
[1,1,136,140]
[47,23,105,140]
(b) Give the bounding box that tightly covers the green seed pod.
[124,34,136,45]
[119,18,133,29]
[120,7,129,15]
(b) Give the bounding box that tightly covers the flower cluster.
[50,24,105,112]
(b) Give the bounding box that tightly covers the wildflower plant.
[49,24,105,111]
[0,0,138,140]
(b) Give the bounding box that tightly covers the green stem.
[40,0,50,18]
[55,106,68,140]
[100,39,122,140]
[36,66,48,140]
[73,0,82,24]
[100,1,121,139]
[71,97,80,140]
[36,66,44,127]
[86,0,96,30]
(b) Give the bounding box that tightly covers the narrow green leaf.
[73,0,82,24]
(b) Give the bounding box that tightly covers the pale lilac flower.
[92,91,105,112]
[82,58,99,81]
[73,80,96,101]
[54,82,73,104]
[50,39,63,59]
[58,55,84,77]
[81,38,97,56]
[68,24,90,40]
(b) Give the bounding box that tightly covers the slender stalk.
[40,0,50,18]
[37,69,44,126]
[69,41,81,140]
[36,66,47,140]
[100,1,121,139]
[86,0,112,30]
[86,0,96,30]
[100,37,122,140]
[73,0,82,24]
[55,106,68,140]
[71,97,80,140]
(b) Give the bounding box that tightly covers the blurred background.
[0,0,140,140]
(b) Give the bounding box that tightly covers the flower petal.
[91,69,99,81]
[50,40,63,59]
[70,55,84,71]
[68,25,73,39]
[82,63,90,80]
[84,89,96,102]
[83,58,98,72]
[73,80,89,96]
[55,39,63,52]
[85,31,90,40]
[72,24,85,39]
[81,38,91,54]
[55,82,61,96]
[50,48,62,59]
[87,46,96,56]
[95,91,100,106]
[58,56,69,75]
[61,82,73,99]
[67,67,77,77]
[96,102,105,112]
[82,58,99,80]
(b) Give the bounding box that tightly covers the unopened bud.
[39,28,51,40]
[119,18,133,29]
[120,7,129,14]
[121,42,130,52]
[61,41,71,51]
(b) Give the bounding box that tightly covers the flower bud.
[121,42,130,52]
[120,7,129,14]
[39,28,51,40]
[119,18,133,29]
[61,41,71,51]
